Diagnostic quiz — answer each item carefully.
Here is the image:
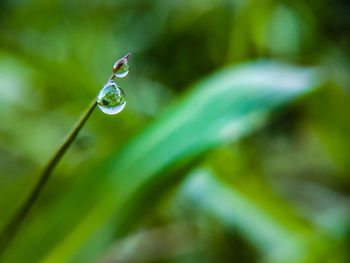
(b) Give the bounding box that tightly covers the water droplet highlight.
[113,53,130,78]
[114,61,129,78]
[97,81,126,115]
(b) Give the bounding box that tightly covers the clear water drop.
[114,61,129,78]
[97,81,126,115]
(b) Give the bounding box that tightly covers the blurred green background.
[1,0,350,262]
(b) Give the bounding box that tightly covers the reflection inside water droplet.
[115,61,129,78]
[97,81,126,115]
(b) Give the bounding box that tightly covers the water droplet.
[114,60,129,78]
[97,81,126,115]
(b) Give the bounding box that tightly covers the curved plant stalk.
[0,53,131,257]
[0,99,97,256]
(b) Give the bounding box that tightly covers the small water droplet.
[114,61,129,78]
[97,81,126,115]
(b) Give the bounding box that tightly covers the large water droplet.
[97,81,126,115]
[114,61,129,78]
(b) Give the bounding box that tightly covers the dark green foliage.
[0,0,349,262]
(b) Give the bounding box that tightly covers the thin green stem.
[0,52,130,259]
[0,98,97,257]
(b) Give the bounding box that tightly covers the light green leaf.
[178,169,307,263]
[108,61,320,200]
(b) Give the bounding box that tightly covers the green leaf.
[178,169,307,263]
[108,61,320,201]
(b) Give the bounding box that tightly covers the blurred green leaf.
[176,168,349,263]
[178,168,306,263]
[107,61,320,200]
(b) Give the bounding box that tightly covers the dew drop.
[97,81,126,115]
[114,61,129,78]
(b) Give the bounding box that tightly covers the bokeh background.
[1,0,350,262]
